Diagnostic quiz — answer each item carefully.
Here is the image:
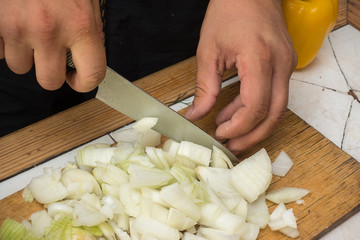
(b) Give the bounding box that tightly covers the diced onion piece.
[240,222,260,240]
[119,183,142,218]
[61,168,102,198]
[296,199,305,205]
[279,226,300,238]
[141,188,171,208]
[29,210,52,238]
[268,203,299,238]
[140,197,169,224]
[197,227,241,240]
[0,218,38,240]
[160,183,201,222]
[166,208,196,231]
[199,203,245,234]
[182,232,207,240]
[177,141,212,166]
[22,184,34,203]
[128,163,173,188]
[229,196,248,218]
[29,167,68,204]
[266,187,310,204]
[210,145,234,169]
[163,139,180,158]
[230,148,272,203]
[71,227,97,240]
[246,194,269,229]
[272,151,294,177]
[76,145,116,167]
[132,215,180,240]
[145,147,170,170]
[133,117,158,133]
[47,202,74,218]
[196,166,239,199]
[92,163,129,186]
[44,215,72,240]
[139,129,162,147]
[73,202,107,227]
[112,126,138,145]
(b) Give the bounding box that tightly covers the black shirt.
[0,0,208,136]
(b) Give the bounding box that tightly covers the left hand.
[185,0,297,154]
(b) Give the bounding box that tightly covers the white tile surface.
[342,100,360,162]
[330,25,360,91]
[321,213,360,240]
[288,79,353,148]
[291,37,349,93]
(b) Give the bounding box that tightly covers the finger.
[215,52,273,140]
[66,33,106,92]
[34,47,67,90]
[3,40,34,74]
[0,37,4,59]
[225,58,292,152]
[184,54,222,121]
[225,88,288,152]
[91,0,105,43]
[64,1,106,92]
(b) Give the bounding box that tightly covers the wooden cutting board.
[0,57,359,239]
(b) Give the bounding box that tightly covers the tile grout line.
[340,100,354,149]
[290,77,348,95]
[328,35,352,91]
[328,34,355,151]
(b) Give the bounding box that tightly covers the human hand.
[185,0,297,153]
[0,0,106,92]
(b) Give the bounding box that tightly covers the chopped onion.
[230,148,272,203]
[197,227,241,240]
[29,167,68,204]
[132,215,180,240]
[266,187,310,204]
[182,232,207,240]
[177,141,212,166]
[160,183,201,222]
[128,163,173,188]
[268,203,300,238]
[272,151,294,177]
[246,194,269,229]
[3,117,312,239]
[210,145,234,169]
[196,166,239,199]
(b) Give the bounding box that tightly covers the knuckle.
[273,108,287,123]
[86,69,106,86]
[250,103,269,120]
[69,10,96,40]
[30,12,58,42]
[2,16,23,38]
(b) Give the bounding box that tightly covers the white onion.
[271,151,293,177]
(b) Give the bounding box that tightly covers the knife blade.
[96,67,238,162]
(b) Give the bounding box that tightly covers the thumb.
[185,56,222,121]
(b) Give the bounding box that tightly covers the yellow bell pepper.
[282,0,338,69]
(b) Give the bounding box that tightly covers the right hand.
[0,0,106,92]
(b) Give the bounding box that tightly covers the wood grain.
[335,0,348,29]
[0,80,359,239]
[349,0,360,29]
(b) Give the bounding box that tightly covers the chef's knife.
[97,67,238,162]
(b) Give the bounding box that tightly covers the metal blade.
[96,67,238,162]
